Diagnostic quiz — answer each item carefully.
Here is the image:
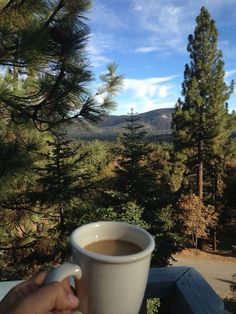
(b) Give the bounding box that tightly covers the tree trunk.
[213,230,217,251]
[214,175,218,212]
[211,174,218,211]
[59,204,64,233]
[198,160,203,201]
[211,177,215,204]
[198,106,204,202]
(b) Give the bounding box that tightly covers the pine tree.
[0,119,48,279]
[0,1,123,130]
[0,1,123,278]
[36,131,95,238]
[172,7,234,202]
[88,112,183,266]
[112,108,155,207]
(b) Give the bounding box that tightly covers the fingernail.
[67,293,79,306]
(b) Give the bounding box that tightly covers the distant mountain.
[65,108,174,141]
[100,108,173,130]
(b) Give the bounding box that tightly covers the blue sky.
[87,0,236,115]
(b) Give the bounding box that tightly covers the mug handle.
[45,262,82,314]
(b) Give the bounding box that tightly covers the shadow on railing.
[140,266,229,314]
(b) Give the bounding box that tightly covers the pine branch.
[0,240,37,251]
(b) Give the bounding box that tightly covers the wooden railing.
[0,267,230,314]
[140,266,229,314]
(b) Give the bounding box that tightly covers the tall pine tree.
[172,7,234,202]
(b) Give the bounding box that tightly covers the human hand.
[0,271,79,314]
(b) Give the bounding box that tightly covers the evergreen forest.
[0,1,235,289]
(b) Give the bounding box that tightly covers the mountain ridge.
[65,107,236,141]
[66,108,174,140]
[100,108,173,130]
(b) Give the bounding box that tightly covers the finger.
[11,272,49,299]
[13,281,79,314]
[31,271,49,286]
[28,271,71,294]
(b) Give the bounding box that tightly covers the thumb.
[13,281,79,314]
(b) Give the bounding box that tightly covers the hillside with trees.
[63,108,174,141]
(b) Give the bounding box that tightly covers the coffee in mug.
[84,239,142,256]
[46,221,155,314]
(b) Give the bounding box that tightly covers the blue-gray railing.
[140,266,229,314]
[0,266,229,314]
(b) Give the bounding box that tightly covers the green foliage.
[96,110,184,266]
[120,201,150,229]
[0,119,42,200]
[148,143,183,204]
[79,201,150,230]
[147,298,160,314]
[151,205,184,266]
[112,109,156,206]
[85,206,118,223]
[0,1,123,130]
[99,110,157,225]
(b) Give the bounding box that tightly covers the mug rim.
[70,221,155,264]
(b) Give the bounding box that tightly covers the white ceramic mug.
[46,221,155,314]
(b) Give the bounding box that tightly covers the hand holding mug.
[0,271,79,314]
[47,221,155,314]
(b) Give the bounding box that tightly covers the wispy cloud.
[116,99,175,115]
[88,0,236,114]
[89,0,236,60]
[123,76,178,98]
[115,75,178,114]
[87,32,113,67]
[89,3,126,31]
[132,0,191,54]
[132,0,236,55]
[88,3,128,67]
[225,68,236,78]
[219,40,236,61]
[135,46,157,53]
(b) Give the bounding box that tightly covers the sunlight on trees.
[178,194,218,247]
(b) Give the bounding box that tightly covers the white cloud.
[135,46,157,53]
[132,0,190,53]
[114,99,175,115]
[225,68,236,78]
[140,99,174,112]
[123,76,178,98]
[133,5,142,11]
[89,3,126,30]
[88,50,111,68]
[87,33,113,67]
[89,0,236,63]
[132,0,236,55]
[87,0,236,115]
[114,75,178,114]
[159,85,170,98]
[218,40,236,61]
